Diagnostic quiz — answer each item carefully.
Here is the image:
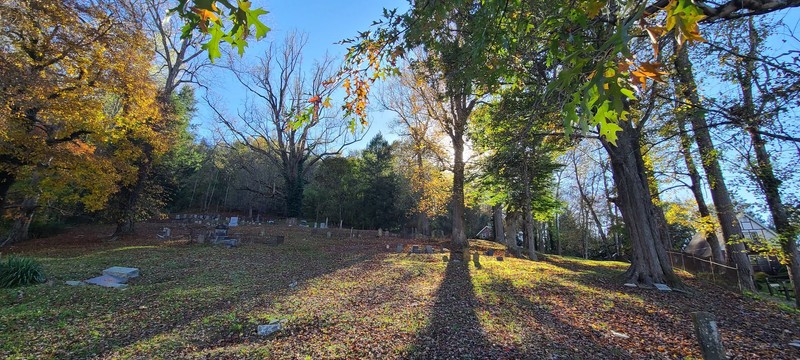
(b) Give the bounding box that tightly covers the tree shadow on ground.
[406,260,510,359]
[480,271,635,359]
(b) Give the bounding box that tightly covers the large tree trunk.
[603,122,681,287]
[674,45,756,291]
[735,19,799,306]
[450,129,468,259]
[506,211,521,257]
[284,166,304,218]
[493,204,505,244]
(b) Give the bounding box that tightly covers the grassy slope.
[1,224,798,359]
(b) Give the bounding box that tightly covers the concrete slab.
[102,267,140,279]
[85,275,129,288]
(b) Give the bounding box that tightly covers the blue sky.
[195,0,409,150]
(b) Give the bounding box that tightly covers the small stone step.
[102,267,140,279]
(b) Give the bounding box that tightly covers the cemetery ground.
[1,223,798,359]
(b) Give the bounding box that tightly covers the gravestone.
[654,283,672,292]
[326,232,331,238]
[157,227,171,239]
[175,214,182,220]
[257,320,283,336]
[276,235,285,245]
[425,245,433,254]
[485,249,495,256]
[692,312,726,360]
[320,222,327,229]
[259,230,266,236]
[378,228,383,237]
[65,280,85,286]
[411,245,420,254]
[229,217,239,227]
[396,244,404,253]
[496,256,504,261]
[103,267,140,279]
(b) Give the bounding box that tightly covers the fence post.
[710,260,715,282]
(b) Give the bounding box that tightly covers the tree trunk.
[735,19,799,306]
[522,159,538,261]
[506,211,521,257]
[1,196,37,247]
[493,204,505,244]
[450,129,468,259]
[602,122,681,287]
[285,162,304,218]
[674,45,755,291]
[676,114,726,263]
[0,170,15,211]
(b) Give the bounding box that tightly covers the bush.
[0,255,46,288]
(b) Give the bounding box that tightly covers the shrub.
[0,255,46,288]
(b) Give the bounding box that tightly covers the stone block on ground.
[496,256,504,261]
[65,280,85,286]
[257,320,283,336]
[396,244,404,253]
[85,275,129,288]
[102,266,140,279]
[486,249,495,256]
[654,283,671,292]
[411,245,420,254]
[424,245,433,254]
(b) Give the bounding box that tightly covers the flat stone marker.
[85,275,128,289]
[610,330,630,339]
[102,267,140,279]
[654,283,671,292]
[65,280,85,286]
[486,249,495,256]
[396,244,404,253]
[257,320,283,336]
[624,283,637,288]
[425,245,433,254]
[789,340,800,349]
[496,256,504,261]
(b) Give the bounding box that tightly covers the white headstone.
[229,217,239,227]
[102,267,140,279]
[654,283,672,292]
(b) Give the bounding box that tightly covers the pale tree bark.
[673,45,756,291]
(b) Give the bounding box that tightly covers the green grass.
[1,225,798,359]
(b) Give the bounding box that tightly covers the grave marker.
[692,312,726,360]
